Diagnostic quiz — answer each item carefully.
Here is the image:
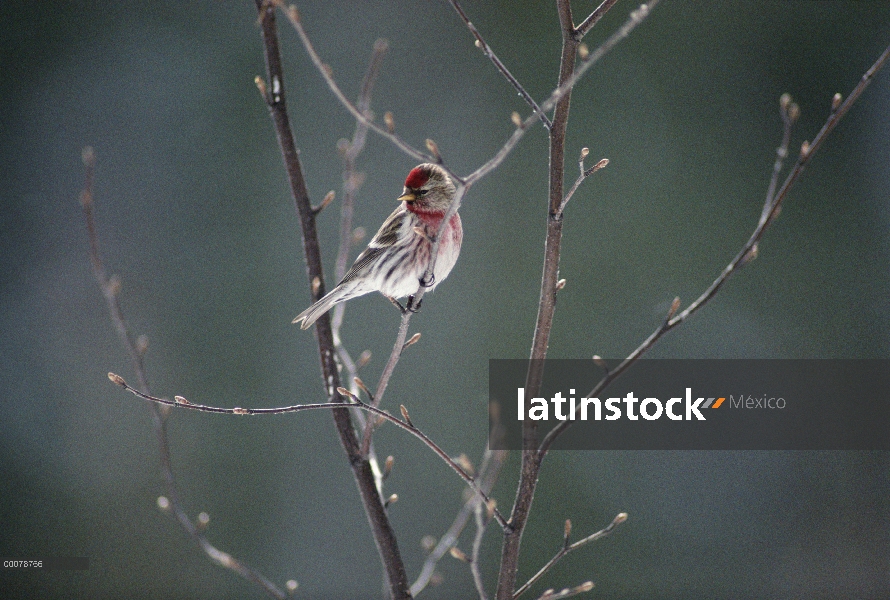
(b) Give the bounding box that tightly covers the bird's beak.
[398,191,416,203]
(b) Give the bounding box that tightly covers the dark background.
[2,1,889,598]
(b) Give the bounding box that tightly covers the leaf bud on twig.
[779,93,791,111]
[449,547,469,562]
[831,92,842,112]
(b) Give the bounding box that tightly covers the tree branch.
[558,149,609,215]
[495,1,579,597]
[513,513,627,599]
[447,0,552,130]
[107,372,508,529]
[471,500,491,600]
[272,0,433,165]
[254,3,411,597]
[81,148,286,599]
[539,41,890,456]
[330,39,389,492]
[463,1,658,187]
[411,445,508,595]
[574,0,620,40]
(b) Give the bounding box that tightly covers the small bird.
[293,163,463,330]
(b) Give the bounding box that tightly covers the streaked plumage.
[293,163,462,329]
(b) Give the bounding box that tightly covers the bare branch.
[760,93,798,226]
[254,3,411,596]
[536,2,659,120]
[465,1,658,187]
[558,152,609,215]
[410,442,508,595]
[448,0,552,130]
[272,0,653,190]
[513,513,627,600]
[107,373,509,530]
[81,150,286,599]
[533,581,595,600]
[574,0,620,40]
[471,500,490,600]
[539,41,890,456]
[272,0,433,165]
[329,39,390,493]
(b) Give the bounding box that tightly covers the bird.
[293,163,462,330]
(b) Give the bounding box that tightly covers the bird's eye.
[416,189,429,196]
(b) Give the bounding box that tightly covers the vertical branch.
[495,1,581,598]
[254,3,411,598]
[330,39,389,489]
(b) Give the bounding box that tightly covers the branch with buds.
[540,42,890,455]
[106,371,509,530]
[513,513,628,599]
[81,149,287,599]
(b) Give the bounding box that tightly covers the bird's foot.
[406,295,423,313]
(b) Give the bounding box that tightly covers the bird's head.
[398,163,456,213]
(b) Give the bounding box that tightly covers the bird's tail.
[292,283,360,330]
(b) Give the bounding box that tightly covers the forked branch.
[539,42,890,456]
[513,513,628,599]
[254,2,411,597]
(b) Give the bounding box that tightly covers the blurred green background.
[2,1,889,598]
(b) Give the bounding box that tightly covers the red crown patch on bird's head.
[404,166,431,189]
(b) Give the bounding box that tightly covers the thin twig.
[272,0,433,166]
[273,0,655,190]
[558,151,609,216]
[410,445,508,595]
[539,42,890,456]
[107,373,509,530]
[574,0,621,40]
[80,149,286,599]
[447,0,552,130]
[330,39,389,490]
[533,581,595,600]
[471,500,490,600]
[760,94,798,225]
[465,1,659,188]
[512,513,627,600]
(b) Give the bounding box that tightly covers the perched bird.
[293,163,463,329]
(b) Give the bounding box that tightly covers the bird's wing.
[338,206,407,285]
